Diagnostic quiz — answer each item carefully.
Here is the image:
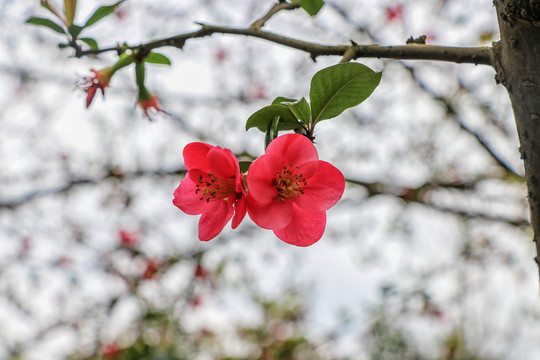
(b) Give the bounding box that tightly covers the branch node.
[340,46,356,63]
[250,2,301,29]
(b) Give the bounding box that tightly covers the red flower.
[194,264,209,279]
[173,143,247,241]
[82,68,113,108]
[215,47,227,64]
[137,93,165,121]
[101,343,122,358]
[118,229,138,248]
[142,259,159,280]
[189,294,203,308]
[385,4,403,22]
[246,134,345,247]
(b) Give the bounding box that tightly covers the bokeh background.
[1,0,539,359]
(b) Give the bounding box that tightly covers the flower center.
[274,163,307,200]
[195,173,237,203]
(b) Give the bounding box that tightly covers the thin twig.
[346,177,529,227]
[250,1,301,30]
[405,65,520,175]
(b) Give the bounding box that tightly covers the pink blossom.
[386,4,403,22]
[215,48,227,63]
[137,93,165,121]
[82,68,113,108]
[118,229,138,248]
[173,143,247,241]
[189,294,203,308]
[101,343,122,358]
[194,264,209,279]
[142,259,159,280]
[246,134,345,246]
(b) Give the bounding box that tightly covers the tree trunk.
[493,0,540,285]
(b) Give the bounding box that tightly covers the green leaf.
[144,52,172,66]
[25,17,65,34]
[58,43,69,48]
[300,0,324,16]
[265,116,281,149]
[79,37,98,50]
[310,62,381,124]
[287,97,311,125]
[246,104,301,132]
[270,97,311,125]
[272,96,297,105]
[83,0,124,28]
[68,24,83,37]
[239,161,252,174]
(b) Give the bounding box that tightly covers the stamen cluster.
[274,164,307,200]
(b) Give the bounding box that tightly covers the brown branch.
[346,178,529,227]
[350,44,493,66]
[327,1,494,65]
[250,1,301,30]
[493,0,540,280]
[75,23,493,66]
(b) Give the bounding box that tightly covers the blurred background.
[1,0,539,359]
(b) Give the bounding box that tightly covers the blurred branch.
[405,65,521,176]
[346,177,529,227]
[0,166,526,226]
[456,77,515,137]
[0,167,186,209]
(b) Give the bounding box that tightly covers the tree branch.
[250,1,301,29]
[350,44,493,66]
[75,23,493,66]
[493,0,540,282]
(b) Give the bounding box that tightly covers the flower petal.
[273,205,326,247]
[207,146,239,178]
[247,194,293,230]
[183,142,213,171]
[246,154,283,203]
[266,134,319,169]
[296,160,345,212]
[231,195,247,229]
[86,86,97,108]
[198,200,234,241]
[187,168,207,185]
[235,173,247,194]
[173,176,208,215]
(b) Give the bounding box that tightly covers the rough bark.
[493,0,540,282]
